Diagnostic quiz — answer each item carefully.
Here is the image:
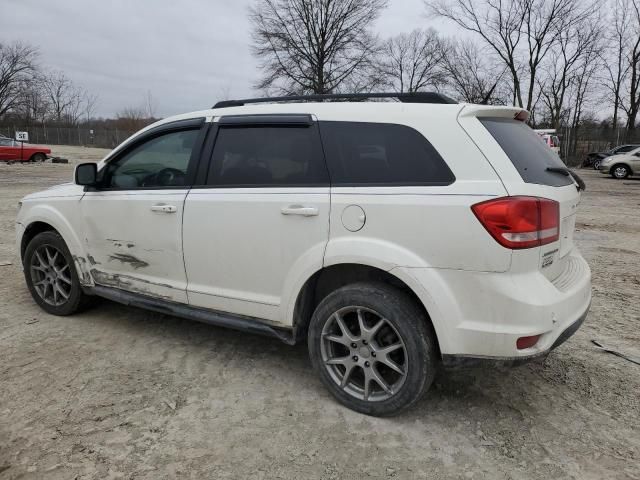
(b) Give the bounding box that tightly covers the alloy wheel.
[320,306,408,402]
[30,244,73,306]
[613,166,628,178]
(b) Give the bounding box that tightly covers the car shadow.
[81,299,585,421]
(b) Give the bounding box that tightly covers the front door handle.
[281,205,319,217]
[151,204,177,213]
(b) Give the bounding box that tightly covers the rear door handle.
[151,204,177,213]
[281,205,319,217]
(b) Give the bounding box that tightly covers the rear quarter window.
[319,121,455,186]
[480,118,572,187]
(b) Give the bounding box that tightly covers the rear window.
[480,118,572,187]
[319,121,454,186]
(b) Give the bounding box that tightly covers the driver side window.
[103,129,199,189]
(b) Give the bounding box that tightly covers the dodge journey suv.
[16,93,591,416]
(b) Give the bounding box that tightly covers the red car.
[0,137,51,162]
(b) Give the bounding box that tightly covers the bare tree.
[217,84,232,102]
[427,0,598,111]
[427,0,528,106]
[538,15,600,129]
[442,39,508,104]
[116,105,149,131]
[144,90,156,119]
[0,42,39,117]
[521,0,596,112]
[566,43,601,155]
[377,29,447,93]
[250,0,388,94]
[601,0,631,129]
[15,76,50,125]
[619,0,640,134]
[41,70,85,124]
[83,92,99,123]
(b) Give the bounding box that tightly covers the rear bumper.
[397,249,592,361]
[441,304,589,367]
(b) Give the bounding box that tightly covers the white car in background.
[16,93,591,416]
[535,129,561,156]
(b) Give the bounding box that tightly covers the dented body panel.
[79,189,189,303]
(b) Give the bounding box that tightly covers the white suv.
[16,93,591,416]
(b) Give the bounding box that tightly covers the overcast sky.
[1,0,460,118]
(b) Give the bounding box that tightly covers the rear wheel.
[308,282,437,416]
[23,231,90,315]
[611,164,629,179]
[593,159,601,170]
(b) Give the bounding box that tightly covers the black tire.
[30,153,46,162]
[593,159,601,170]
[611,164,629,179]
[23,231,90,315]
[308,282,437,416]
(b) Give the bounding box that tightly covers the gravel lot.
[1,147,639,479]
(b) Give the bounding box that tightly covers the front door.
[182,115,330,323]
[80,119,206,303]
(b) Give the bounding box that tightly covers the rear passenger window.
[207,126,328,186]
[319,121,454,186]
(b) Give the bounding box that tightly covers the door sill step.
[88,285,295,344]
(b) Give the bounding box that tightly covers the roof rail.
[213,92,457,108]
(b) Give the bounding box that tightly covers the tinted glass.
[480,118,572,187]
[319,121,454,185]
[104,129,199,188]
[615,145,635,153]
[207,126,328,186]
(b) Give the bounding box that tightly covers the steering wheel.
[142,168,185,187]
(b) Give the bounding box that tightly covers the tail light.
[471,196,559,249]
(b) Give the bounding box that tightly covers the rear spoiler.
[458,104,529,122]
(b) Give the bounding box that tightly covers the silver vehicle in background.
[600,146,640,179]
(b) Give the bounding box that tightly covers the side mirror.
[75,162,97,186]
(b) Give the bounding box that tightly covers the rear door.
[459,107,580,280]
[182,114,330,323]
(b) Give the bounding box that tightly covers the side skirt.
[88,285,296,345]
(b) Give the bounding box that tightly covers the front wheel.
[23,231,90,315]
[593,159,601,170]
[308,283,437,416]
[30,153,46,162]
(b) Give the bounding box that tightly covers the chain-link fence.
[557,127,640,166]
[0,126,137,149]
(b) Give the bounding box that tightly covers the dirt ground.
[0,147,638,479]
